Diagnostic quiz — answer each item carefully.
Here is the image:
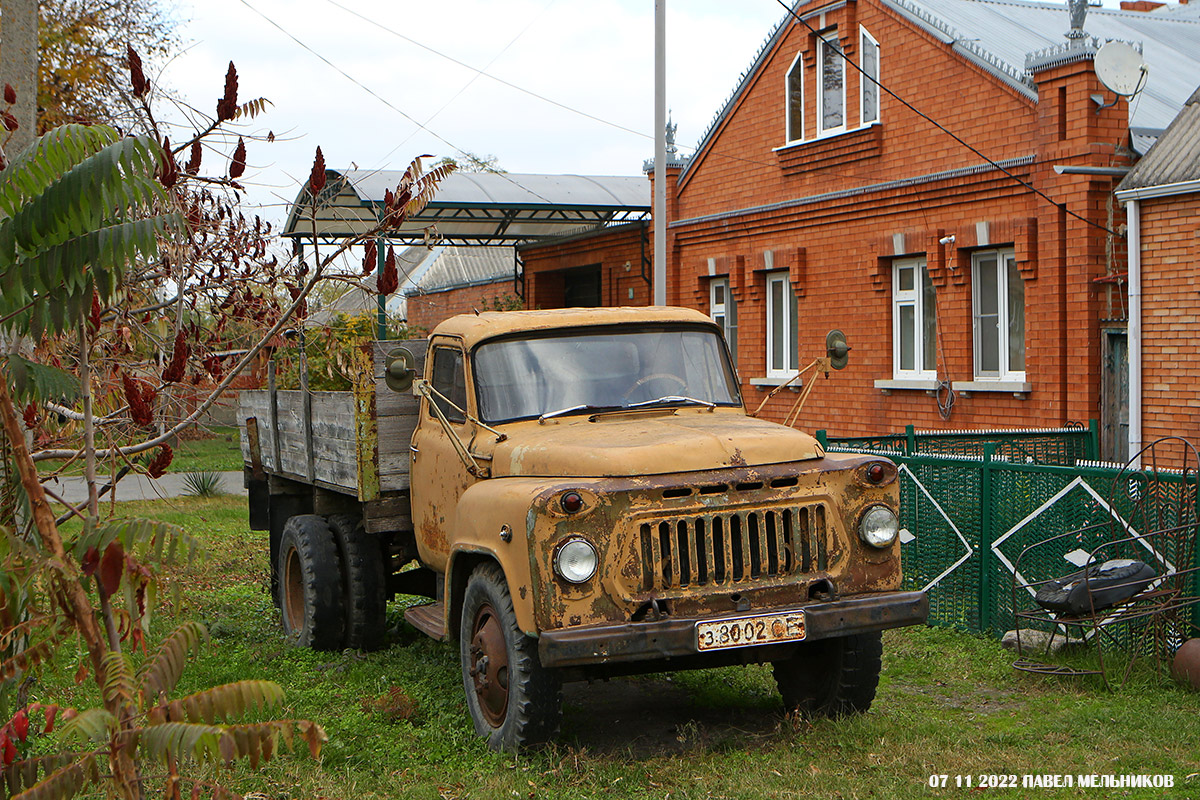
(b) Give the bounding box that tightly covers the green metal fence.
[819,425,1199,640]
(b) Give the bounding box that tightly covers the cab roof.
[429,306,717,348]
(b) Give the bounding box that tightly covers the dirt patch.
[559,677,784,757]
[890,684,1027,714]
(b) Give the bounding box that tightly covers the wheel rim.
[468,602,509,727]
[282,546,305,637]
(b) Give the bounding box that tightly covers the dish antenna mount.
[1093,41,1147,112]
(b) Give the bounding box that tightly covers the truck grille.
[638,505,828,591]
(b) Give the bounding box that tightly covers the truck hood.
[490,412,823,478]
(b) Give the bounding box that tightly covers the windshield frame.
[469,322,743,425]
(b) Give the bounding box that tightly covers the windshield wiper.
[626,395,716,410]
[538,403,626,423]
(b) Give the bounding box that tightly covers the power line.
[771,0,1117,236]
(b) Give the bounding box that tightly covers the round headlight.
[554,538,598,584]
[859,506,899,548]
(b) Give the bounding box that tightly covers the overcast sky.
[164,0,1115,227]
[165,0,785,225]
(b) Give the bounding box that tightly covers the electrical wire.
[772,0,1119,237]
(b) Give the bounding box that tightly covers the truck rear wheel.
[327,513,387,651]
[278,515,346,650]
[459,563,562,752]
[772,631,883,718]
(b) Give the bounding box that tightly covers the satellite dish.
[1095,41,1147,97]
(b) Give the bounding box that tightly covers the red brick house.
[522,0,1200,459]
[1116,83,1200,458]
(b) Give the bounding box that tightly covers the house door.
[1101,330,1129,463]
[562,266,601,307]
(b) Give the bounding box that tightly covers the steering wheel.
[622,373,687,401]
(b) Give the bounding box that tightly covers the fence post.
[1087,419,1100,461]
[978,442,997,633]
[906,424,917,456]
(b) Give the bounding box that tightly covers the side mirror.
[826,329,851,370]
[384,347,416,392]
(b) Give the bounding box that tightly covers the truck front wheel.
[772,631,883,718]
[459,563,562,752]
[278,515,346,650]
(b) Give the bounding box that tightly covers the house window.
[818,30,845,134]
[709,278,738,365]
[860,27,880,125]
[786,53,804,143]
[972,249,1025,380]
[766,272,799,378]
[892,257,936,379]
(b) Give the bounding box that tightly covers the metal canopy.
[282,169,651,245]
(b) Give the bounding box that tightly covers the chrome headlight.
[859,505,899,548]
[554,538,598,584]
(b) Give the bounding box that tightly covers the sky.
[164,0,786,226]
[163,0,1125,228]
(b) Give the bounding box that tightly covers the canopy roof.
[283,169,650,244]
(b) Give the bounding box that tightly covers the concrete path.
[44,471,246,506]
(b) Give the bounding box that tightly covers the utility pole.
[0,0,39,154]
[653,0,667,306]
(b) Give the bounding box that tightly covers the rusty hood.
[490,411,823,478]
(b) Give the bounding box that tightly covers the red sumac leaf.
[377,247,398,295]
[99,541,124,597]
[21,403,37,429]
[12,710,28,742]
[147,444,173,479]
[80,546,100,578]
[3,83,15,104]
[185,140,202,175]
[216,61,238,121]
[1,734,14,767]
[362,239,377,276]
[309,146,326,194]
[229,137,246,179]
[127,44,148,97]
[1,111,18,132]
[43,706,58,733]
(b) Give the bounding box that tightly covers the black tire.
[772,631,883,718]
[278,515,345,650]
[327,513,388,651]
[459,563,562,752]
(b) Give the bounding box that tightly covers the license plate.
[695,611,806,652]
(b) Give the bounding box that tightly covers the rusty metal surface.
[538,591,928,668]
[430,307,717,351]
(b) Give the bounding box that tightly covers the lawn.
[33,496,1200,799]
[35,424,244,476]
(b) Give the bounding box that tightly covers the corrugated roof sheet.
[408,245,514,293]
[683,0,1200,177]
[1117,83,1200,191]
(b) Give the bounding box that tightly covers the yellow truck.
[240,306,927,751]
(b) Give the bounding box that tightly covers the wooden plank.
[380,472,412,492]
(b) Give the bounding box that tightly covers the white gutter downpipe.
[1127,198,1142,466]
[653,0,667,306]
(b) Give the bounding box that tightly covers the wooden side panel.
[239,390,358,492]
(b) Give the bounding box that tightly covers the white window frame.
[971,248,1025,381]
[709,277,738,365]
[817,29,846,135]
[765,271,799,379]
[891,257,937,380]
[859,26,880,126]
[785,52,805,143]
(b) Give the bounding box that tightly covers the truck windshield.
[473,326,741,423]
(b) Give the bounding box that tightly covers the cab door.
[409,339,479,571]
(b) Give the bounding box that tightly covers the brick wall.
[405,279,518,333]
[657,0,1131,439]
[1137,192,1200,445]
[520,222,652,309]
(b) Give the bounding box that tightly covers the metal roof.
[682,0,1200,178]
[282,170,650,244]
[406,245,514,294]
[1117,83,1200,192]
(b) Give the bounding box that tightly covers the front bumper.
[538,590,928,668]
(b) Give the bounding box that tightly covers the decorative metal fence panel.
[823,424,1200,638]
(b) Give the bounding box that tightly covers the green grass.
[30,496,1200,799]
